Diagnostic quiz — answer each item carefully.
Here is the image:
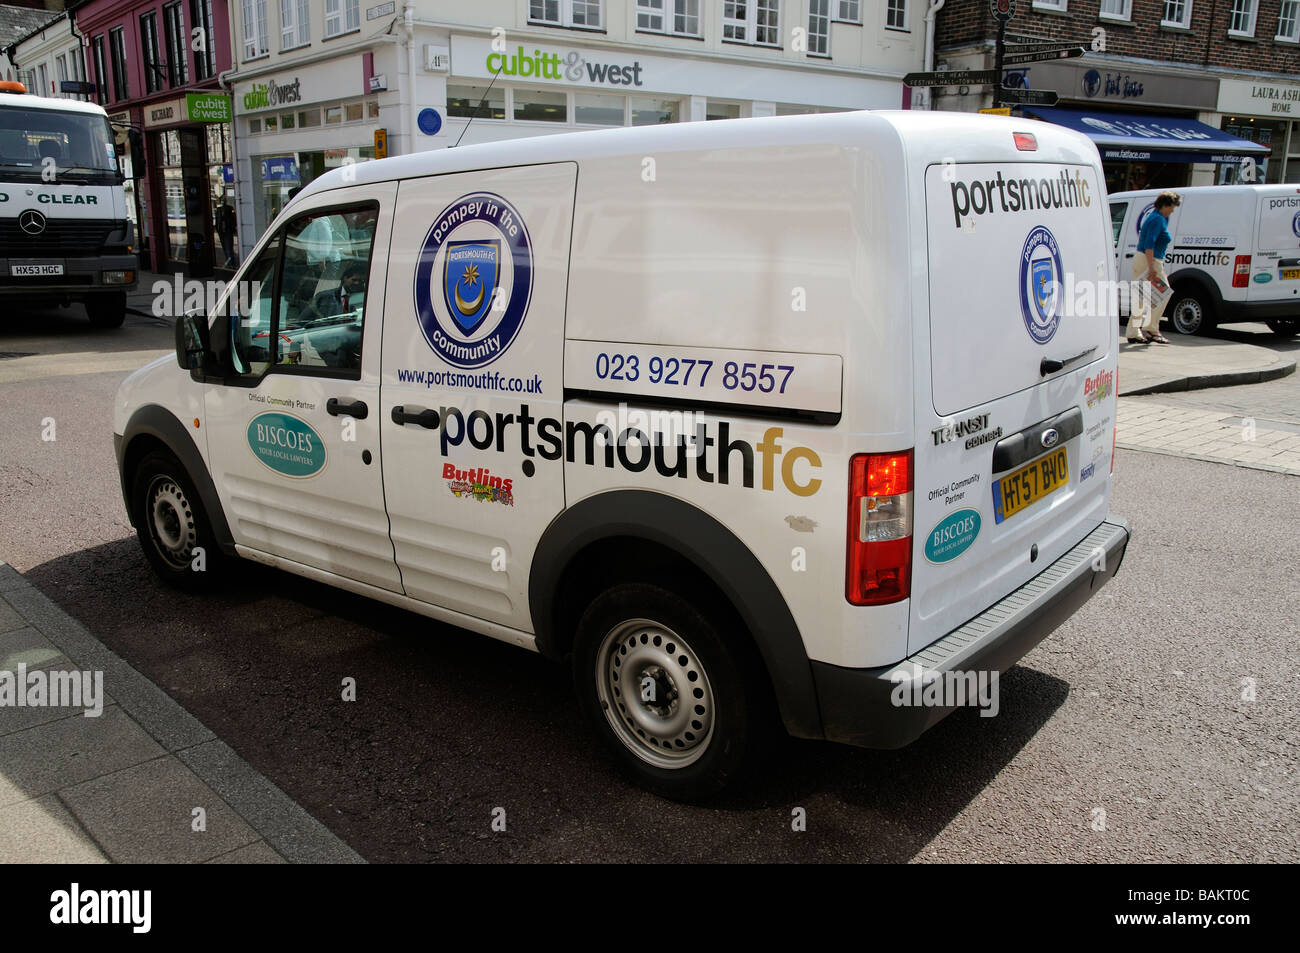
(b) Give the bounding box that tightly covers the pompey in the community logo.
[1019,225,1063,345]
[414,192,533,368]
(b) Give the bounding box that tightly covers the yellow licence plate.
[1281,269,1300,280]
[993,448,1069,524]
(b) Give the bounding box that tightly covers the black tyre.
[1266,318,1299,337]
[86,292,127,329]
[130,449,223,589]
[572,582,769,802]
[1167,287,1212,335]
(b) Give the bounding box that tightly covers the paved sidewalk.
[1117,398,1300,476]
[0,559,363,864]
[1118,333,1295,396]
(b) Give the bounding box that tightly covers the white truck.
[1110,184,1300,337]
[0,83,138,328]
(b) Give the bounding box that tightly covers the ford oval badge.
[1041,428,1060,449]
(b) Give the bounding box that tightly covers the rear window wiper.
[1040,346,1097,377]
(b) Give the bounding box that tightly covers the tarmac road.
[1,306,1296,862]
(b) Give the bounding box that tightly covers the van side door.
[202,184,402,592]
[379,164,576,632]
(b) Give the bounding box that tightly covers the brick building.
[932,0,1300,190]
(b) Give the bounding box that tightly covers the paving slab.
[0,794,109,864]
[1119,334,1294,396]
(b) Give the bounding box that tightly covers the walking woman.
[1127,191,1180,344]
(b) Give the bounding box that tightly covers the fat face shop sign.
[242,77,304,111]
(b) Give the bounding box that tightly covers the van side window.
[229,231,282,378]
[275,205,379,372]
[1109,201,1127,247]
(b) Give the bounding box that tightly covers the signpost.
[903,69,1001,88]
[997,87,1061,106]
[990,0,1015,108]
[1002,47,1085,65]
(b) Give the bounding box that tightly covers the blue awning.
[1023,107,1270,164]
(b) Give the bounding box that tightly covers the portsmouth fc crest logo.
[414,192,533,369]
[1019,225,1063,345]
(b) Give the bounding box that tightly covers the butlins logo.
[1020,225,1063,345]
[414,192,533,369]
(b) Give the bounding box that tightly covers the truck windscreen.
[0,104,120,184]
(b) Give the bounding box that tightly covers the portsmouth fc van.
[1110,184,1300,336]
[115,112,1130,800]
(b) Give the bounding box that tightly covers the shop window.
[325,105,343,125]
[514,88,567,122]
[706,100,741,121]
[1229,0,1256,35]
[1100,0,1131,20]
[886,0,909,30]
[775,103,814,115]
[345,102,363,122]
[191,0,216,78]
[164,2,189,87]
[298,109,322,128]
[140,13,162,94]
[1278,0,1300,40]
[808,0,830,55]
[447,84,506,120]
[631,97,679,125]
[281,112,295,129]
[1162,0,1192,27]
[248,117,261,134]
[531,0,603,28]
[242,0,270,59]
[367,100,380,118]
[264,115,278,131]
[576,93,624,125]
[108,27,129,101]
[724,0,780,46]
[835,0,861,20]
[281,0,310,50]
[325,0,361,37]
[637,0,702,36]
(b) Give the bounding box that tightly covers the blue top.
[1138,210,1173,259]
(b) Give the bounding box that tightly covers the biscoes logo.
[1084,368,1113,408]
[414,192,533,369]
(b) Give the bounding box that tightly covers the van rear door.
[1251,191,1300,303]
[909,160,1117,655]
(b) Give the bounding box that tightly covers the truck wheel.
[86,292,127,329]
[1167,288,1211,335]
[572,582,766,802]
[1266,318,1299,337]
[130,450,222,589]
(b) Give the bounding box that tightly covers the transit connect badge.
[246,412,326,478]
[414,191,533,369]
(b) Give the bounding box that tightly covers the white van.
[1110,184,1300,336]
[114,112,1130,800]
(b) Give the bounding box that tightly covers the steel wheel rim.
[1171,298,1202,334]
[595,618,715,769]
[147,476,196,570]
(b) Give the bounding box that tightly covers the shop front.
[1216,79,1300,185]
[233,55,380,248]
[142,92,235,278]
[1006,60,1230,192]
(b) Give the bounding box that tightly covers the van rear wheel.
[1167,288,1211,335]
[131,450,222,590]
[572,582,763,802]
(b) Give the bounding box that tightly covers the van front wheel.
[572,583,762,801]
[131,450,222,589]
[1167,288,1211,335]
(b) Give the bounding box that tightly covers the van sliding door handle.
[390,405,440,429]
[326,397,369,419]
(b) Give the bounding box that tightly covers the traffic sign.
[997,87,1060,106]
[1002,47,1085,65]
[903,69,1001,88]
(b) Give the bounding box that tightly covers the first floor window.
[281,0,310,49]
[1230,0,1256,33]
[325,0,361,37]
[808,0,830,55]
[108,27,129,100]
[886,0,909,30]
[163,2,189,87]
[191,0,216,77]
[531,0,600,27]
[1162,0,1191,26]
[1100,0,1132,19]
[242,0,269,58]
[637,0,701,36]
[723,1,780,45]
[140,12,162,93]
[1278,0,1299,39]
[92,35,108,103]
[836,0,861,20]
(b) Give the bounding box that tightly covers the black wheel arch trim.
[529,489,825,741]
[1165,268,1224,311]
[116,404,236,556]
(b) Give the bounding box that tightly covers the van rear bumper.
[811,517,1131,749]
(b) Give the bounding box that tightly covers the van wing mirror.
[175,309,209,373]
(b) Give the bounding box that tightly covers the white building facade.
[6,13,90,100]
[225,0,925,252]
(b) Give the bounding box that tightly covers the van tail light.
[1233,255,1251,288]
[846,450,913,606]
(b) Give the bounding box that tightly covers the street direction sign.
[903,69,1000,88]
[997,87,1061,105]
[1002,47,1086,65]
